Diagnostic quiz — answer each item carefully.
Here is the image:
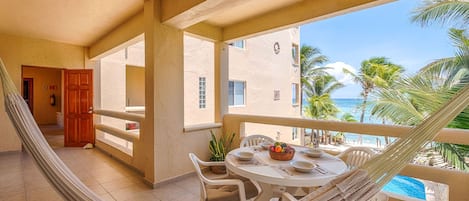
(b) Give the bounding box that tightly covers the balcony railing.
[223,113,469,200]
[94,109,145,173]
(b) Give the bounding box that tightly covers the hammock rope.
[0,58,102,201]
[294,83,469,200]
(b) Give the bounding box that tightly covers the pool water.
[383,175,426,200]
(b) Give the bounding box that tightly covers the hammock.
[286,83,469,200]
[0,59,102,201]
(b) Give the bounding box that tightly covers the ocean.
[333,98,387,146]
[304,98,387,147]
[333,98,374,122]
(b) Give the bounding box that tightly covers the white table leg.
[255,182,274,201]
[255,182,287,201]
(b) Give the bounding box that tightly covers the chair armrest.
[199,160,226,167]
[281,192,299,201]
[205,178,243,186]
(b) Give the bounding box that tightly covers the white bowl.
[236,151,254,161]
[304,148,324,158]
[260,142,273,150]
[291,160,316,173]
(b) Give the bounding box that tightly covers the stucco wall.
[22,67,62,125]
[183,35,215,125]
[126,65,145,106]
[0,33,85,152]
[227,28,301,144]
[99,51,127,129]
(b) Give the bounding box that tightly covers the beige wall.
[227,28,301,144]
[0,33,85,152]
[184,35,215,125]
[126,41,145,67]
[126,65,145,106]
[99,51,127,128]
[22,67,62,125]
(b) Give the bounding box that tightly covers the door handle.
[88,107,93,114]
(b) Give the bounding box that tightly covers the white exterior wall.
[227,28,302,144]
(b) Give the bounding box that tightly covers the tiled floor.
[0,148,201,201]
[1,125,446,201]
[0,125,201,201]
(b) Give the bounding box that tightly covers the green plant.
[333,132,345,144]
[208,130,235,161]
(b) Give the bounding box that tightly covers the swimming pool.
[383,175,426,200]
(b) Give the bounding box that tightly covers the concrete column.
[214,42,222,123]
[144,0,184,185]
[219,43,229,120]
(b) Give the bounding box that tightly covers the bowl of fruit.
[269,142,295,161]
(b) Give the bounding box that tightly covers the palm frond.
[435,143,469,171]
[411,1,469,27]
[372,89,424,125]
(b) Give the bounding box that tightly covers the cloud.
[324,62,357,85]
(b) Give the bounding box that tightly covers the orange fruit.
[275,145,282,153]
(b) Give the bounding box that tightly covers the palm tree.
[343,57,403,144]
[371,29,469,170]
[371,68,469,170]
[412,0,469,28]
[304,93,339,147]
[344,57,404,123]
[304,94,339,120]
[300,45,329,108]
[303,74,344,98]
[303,74,344,147]
[410,0,469,170]
[372,71,468,126]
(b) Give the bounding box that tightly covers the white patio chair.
[240,134,275,147]
[189,153,259,201]
[337,147,376,170]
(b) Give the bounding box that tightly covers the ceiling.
[0,0,143,46]
[205,0,303,27]
[0,0,389,47]
[0,0,312,47]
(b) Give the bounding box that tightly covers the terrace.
[0,0,468,200]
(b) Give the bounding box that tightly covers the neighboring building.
[93,28,302,151]
[183,36,216,126]
[183,28,302,144]
[225,28,302,144]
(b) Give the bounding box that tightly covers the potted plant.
[333,132,345,145]
[208,130,235,174]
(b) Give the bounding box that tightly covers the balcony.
[39,109,464,201]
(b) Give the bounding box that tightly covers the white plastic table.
[225,146,347,200]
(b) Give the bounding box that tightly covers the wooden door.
[64,69,94,147]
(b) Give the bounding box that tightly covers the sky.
[300,0,456,99]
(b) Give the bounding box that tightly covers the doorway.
[22,78,33,114]
[22,66,64,148]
